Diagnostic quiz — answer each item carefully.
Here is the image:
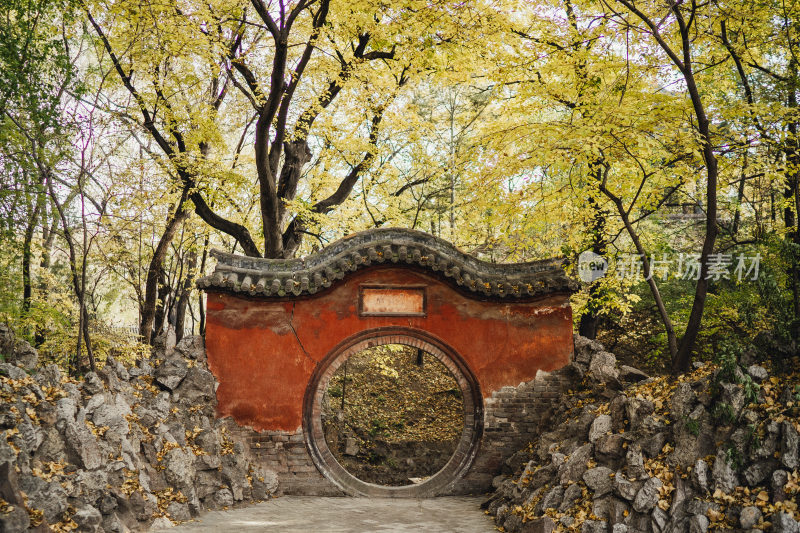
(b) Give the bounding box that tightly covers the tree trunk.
[578,164,609,340]
[22,189,43,313]
[600,183,679,362]
[139,192,189,345]
[152,267,170,343]
[198,234,209,336]
[174,250,196,343]
[784,61,800,320]
[46,169,92,375]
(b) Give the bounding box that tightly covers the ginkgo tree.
[86,0,493,258]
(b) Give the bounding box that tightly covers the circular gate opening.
[321,343,463,486]
[304,329,483,497]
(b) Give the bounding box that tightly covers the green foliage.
[747,424,761,451]
[683,416,700,437]
[712,341,760,400]
[712,402,737,426]
[368,419,389,437]
[724,443,744,472]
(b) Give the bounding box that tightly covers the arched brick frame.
[303,327,484,497]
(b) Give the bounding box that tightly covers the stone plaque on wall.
[359,286,426,317]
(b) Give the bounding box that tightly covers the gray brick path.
[158,496,495,532]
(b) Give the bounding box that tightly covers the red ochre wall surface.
[205,266,573,433]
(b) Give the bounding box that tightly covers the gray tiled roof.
[197,228,576,299]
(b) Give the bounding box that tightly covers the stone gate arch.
[198,228,577,496]
[304,327,483,497]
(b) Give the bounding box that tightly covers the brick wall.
[229,362,581,496]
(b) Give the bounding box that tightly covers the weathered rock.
[154,356,188,391]
[640,432,666,459]
[558,483,582,512]
[651,507,668,532]
[739,506,762,529]
[668,476,691,523]
[166,502,191,522]
[344,437,359,456]
[673,405,715,468]
[624,449,647,480]
[174,336,206,363]
[618,365,648,383]
[626,398,654,429]
[744,460,777,486]
[689,514,709,533]
[251,466,278,500]
[573,335,603,366]
[173,366,216,405]
[0,506,30,532]
[537,485,565,513]
[746,365,768,382]
[719,383,746,420]
[632,477,662,513]
[753,421,781,460]
[36,364,62,388]
[91,393,132,438]
[608,394,628,432]
[589,351,619,384]
[63,418,103,470]
[163,447,196,490]
[686,499,720,517]
[581,520,607,533]
[559,443,593,485]
[692,458,709,493]
[671,383,697,420]
[74,504,103,532]
[74,469,109,505]
[614,472,638,501]
[521,517,555,533]
[780,420,799,470]
[526,462,557,491]
[712,453,739,493]
[773,470,790,503]
[583,466,614,497]
[130,490,159,522]
[772,512,800,533]
[0,323,38,370]
[128,358,153,379]
[149,516,174,530]
[595,434,626,464]
[82,371,105,395]
[589,415,612,443]
[105,355,130,382]
[503,513,523,532]
[22,477,68,524]
[102,511,132,533]
[0,438,16,466]
[0,462,29,532]
[0,363,27,380]
[592,496,628,525]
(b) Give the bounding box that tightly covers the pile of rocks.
[484,336,800,533]
[0,327,277,532]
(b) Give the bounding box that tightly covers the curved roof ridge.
[197,227,577,299]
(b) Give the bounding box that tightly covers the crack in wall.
[288,302,315,364]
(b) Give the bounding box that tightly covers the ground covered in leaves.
[322,344,464,486]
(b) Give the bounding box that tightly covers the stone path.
[159,496,496,532]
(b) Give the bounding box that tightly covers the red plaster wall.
[205,267,573,432]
